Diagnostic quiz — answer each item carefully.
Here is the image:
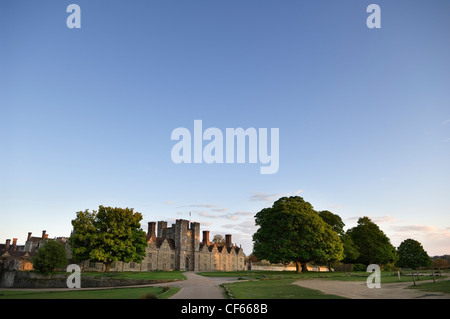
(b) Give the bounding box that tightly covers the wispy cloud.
[223,219,257,234]
[390,224,450,239]
[249,189,303,203]
[391,225,436,232]
[211,208,228,213]
[372,215,396,224]
[197,211,253,220]
[345,215,396,224]
[177,204,217,208]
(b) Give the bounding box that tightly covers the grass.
[82,270,186,281]
[198,270,447,283]
[408,280,450,294]
[205,270,450,299]
[223,279,346,299]
[0,286,181,299]
[0,271,185,299]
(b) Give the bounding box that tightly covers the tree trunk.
[295,261,302,274]
[105,261,111,272]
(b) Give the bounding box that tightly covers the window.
[147,263,152,270]
[148,253,152,258]
[89,261,95,268]
[130,262,135,269]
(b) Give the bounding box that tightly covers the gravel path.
[158,272,239,299]
[293,278,450,299]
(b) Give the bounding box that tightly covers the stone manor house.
[80,219,246,272]
[0,230,66,273]
[2,220,246,273]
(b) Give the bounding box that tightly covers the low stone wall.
[249,263,330,272]
[3,271,179,288]
[250,264,297,271]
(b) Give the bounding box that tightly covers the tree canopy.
[397,238,431,269]
[318,210,345,236]
[252,196,343,273]
[212,234,226,245]
[346,216,397,265]
[317,210,360,264]
[69,205,148,272]
[32,240,68,274]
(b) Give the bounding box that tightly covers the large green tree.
[318,210,345,236]
[397,238,431,269]
[340,233,360,263]
[69,205,148,272]
[318,210,360,263]
[252,196,343,273]
[346,216,397,265]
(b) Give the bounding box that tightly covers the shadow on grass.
[224,279,347,299]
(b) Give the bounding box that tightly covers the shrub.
[32,240,68,274]
[353,264,367,272]
[333,263,353,272]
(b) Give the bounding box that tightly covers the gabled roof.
[148,237,175,250]
[199,243,243,255]
[0,250,33,259]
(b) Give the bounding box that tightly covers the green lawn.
[0,286,181,299]
[0,271,185,299]
[223,279,346,299]
[408,280,450,294]
[199,270,447,283]
[205,270,450,299]
[82,270,186,281]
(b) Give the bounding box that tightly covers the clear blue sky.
[1,0,449,256]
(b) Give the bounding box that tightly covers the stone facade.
[81,219,246,272]
[0,230,51,274]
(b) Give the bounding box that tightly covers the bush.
[333,263,353,272]
[32,240,68,274]
[353,264,367,272]
[382,263,400,271]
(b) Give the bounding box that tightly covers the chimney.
[12,238,17,251]
[202,231,210,245]
[27,232,32,241]
[157,221,167,238]
[225,234,232,248]
[147,222,156,241]
[5,239,11,250]
[42,230,46,239]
